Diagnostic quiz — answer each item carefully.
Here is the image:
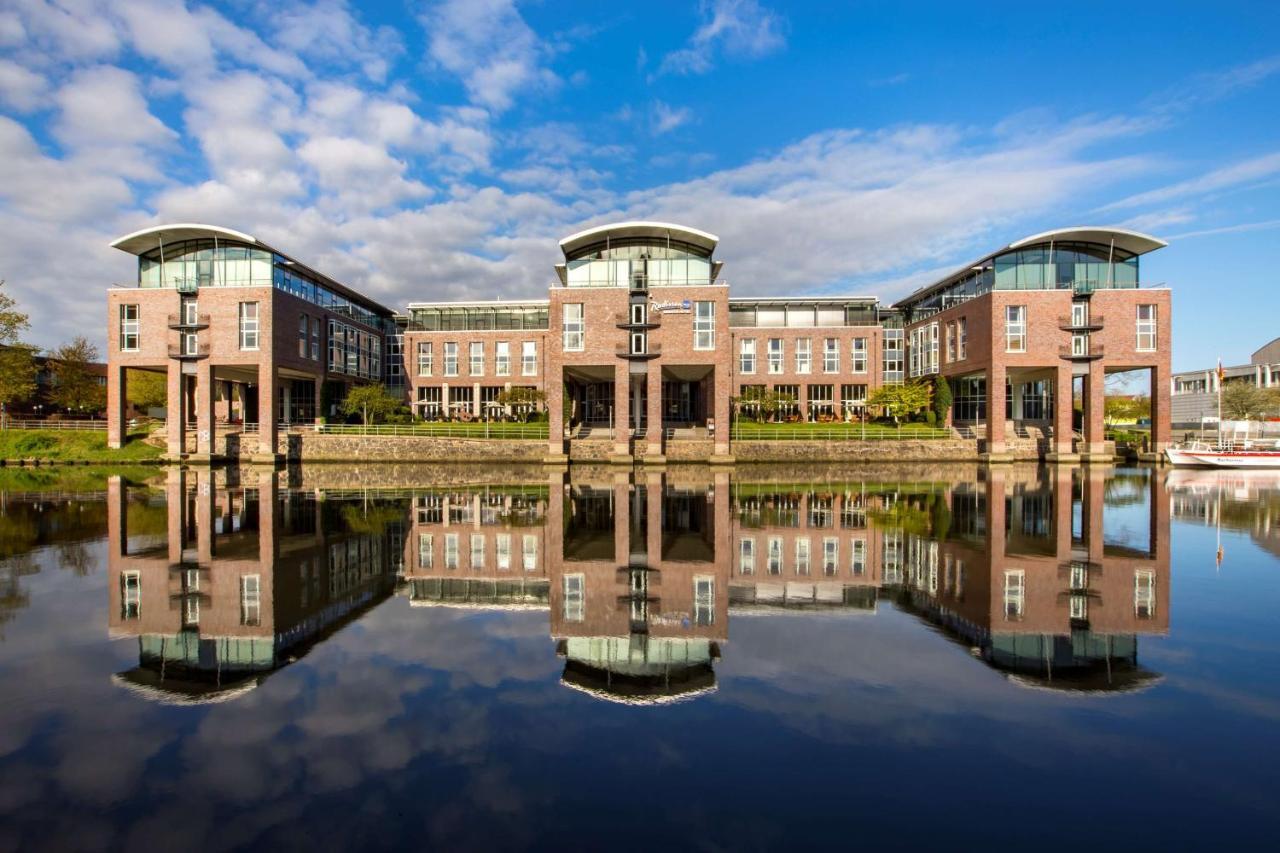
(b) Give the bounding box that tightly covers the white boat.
[1165,440,1280,468]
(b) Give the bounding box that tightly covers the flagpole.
[1217,359,1224,449]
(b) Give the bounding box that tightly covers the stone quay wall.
[279,433,547,464]
[731,439,983,463]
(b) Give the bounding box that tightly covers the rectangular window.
[469,341,484,376]
[563,574,585,622]
[694,576,715,626]
[1072,302,1089,327]
[823,338,839,373]
[1072,333,1089,356]
[299,315,309,358]
[521,341,537,376]
[182,299,198,326]
[795,338,811,374]
[694,301,715,350]
[238,302,260,350]
[563,303,584,351]
[240,574,261,626]
[417,341,433,376]
[738,537,755,575]
[1003,569,1025,619]
[767,537,783,575]
[444,533,459,569]
[850,537,866,575]
[740,338,756,374]
[956,318,967,360]
[795,538,811,575]
[495,341,510,376]
[444,342,458,376]
[418,533,433,569]
[882,329,903,383]
[1134,570,1156,618]
[945,323,955,363]
[768,338,784,374]
[120,571,140,618]
[470,533,485,569]
[852,337,867,373]
[523,534,538,571]
[311,316,320,360]
[1005,306,1026,353]
[496,534,511,571]
[119,304,140,351]
[823,537,839,576]
[1137,305,1157,351]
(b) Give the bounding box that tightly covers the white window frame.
[956,318,967,360]
[563,303,585,351]
[240,574,261,626]
[444,533,459,569]
[1134,569,1156,617]
[523,534,538,571]
[417,341,433,376]
[418,533,433,569]
[823,537,839,576]
[694,301,715,350]
[470,533,485,569]
[311,316,321,360]
[121,571,141,618]
[694,576,715,626]
[299,315,309,359]
[1005,305,1026,353]
[521,341,537,376]
[238,302,260,351]
[496,533,511,571]
[563,573,585,622]
[795,338,812,374]
[767,536,783,575]
[851,337,867,373]
[444,342,458,376]
[120,304,140,351]
[823,338,839,373]
[740,338,756,375]
[795,537,811,575]
[850,537,866,575]
[1003,569,1025,619]
[1136,304,1157,352]
[469,341,484,376]
[495,341,510,376]
[739,537,755,575]
[768,338,784,374]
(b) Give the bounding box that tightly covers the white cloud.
[1101,150,1280,211]
[420,0,559,113]
[657,0,786,77]
[269,0,403,83]
[651,100,692,135]
[0,58,49,111]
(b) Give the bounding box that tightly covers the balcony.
[614,311,661,330]
[1057,314,1104,332]
[1058,343,1105,362]
[167,313,211,330]
[169,343,210,360]
[616,342,662,360]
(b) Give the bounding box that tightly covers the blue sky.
[1,0,1278,371]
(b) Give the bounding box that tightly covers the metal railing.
[315,423,549,439]
[730,423,955,441]
[0,419,107,431]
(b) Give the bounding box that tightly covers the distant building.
[1170,337,1280,429]
[0,344,107,417]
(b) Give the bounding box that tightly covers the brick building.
[105,222,1171,461]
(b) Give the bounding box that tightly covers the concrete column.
[441,383,449,420]
[166,361,185,457]
[613,362,631,456]
[1083,361,1106,456]
[1150,364,1171,452]
[107,364,128,449]
[646,363,663,457]
[257,362,279,460]
[546,367,564,457]
[985,364,1006,456]
[713,368,731,458]
[1053,366,1075,456]
[472,382,481,417]
[1010,379,1024,421]
[195,361,215,456]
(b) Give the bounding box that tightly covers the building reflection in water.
[105,465,1171,705]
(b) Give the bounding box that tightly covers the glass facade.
[729,301,879,328]
[564,239,712,288]
[409,305,548,331]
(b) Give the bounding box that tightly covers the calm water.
[0,463,1278,851]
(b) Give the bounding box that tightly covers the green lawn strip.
[0,465,163,492]
[324,422,549,438]
[731,422,950,439]
[0,430,164,463]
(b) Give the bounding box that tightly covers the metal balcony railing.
[168,343,210,360]
[1057,314,1105,332]
[167,313,212,330]
[616,342,662,360]
[1058,343,1106,361]
[614,311,660,330]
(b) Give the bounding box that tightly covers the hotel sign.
[651,299,692,314]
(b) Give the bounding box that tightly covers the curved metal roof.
[1008,226,1168,255]
[110,223,259,255]
[558,220,719,257]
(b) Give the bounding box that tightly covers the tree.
[867,381,933,425]
[1221,381,1280,421]
[340,384,403,426]
[495,387,545,420]
[1104,394,1150,427]
[48,336,106,414]
[932,376,952,424]
[126,369,167,412]
[0,280,37,416]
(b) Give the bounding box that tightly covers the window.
[1005,305,1026,353]
[694,576,715,626]
[469,341,484,376]
[882,329,903,383]
[768,338,784,374]
[522,341,537,376]
[767,537,783,575]
[823,537,839,576]
[240,575,261,626]
[956,318,967,360]
[945,323,955,363]
[119,305,140,351]
[495,341,510,376]
[1072,333,1089,356]
[694,301,715,349]
[496,534,511,571]
[1072,302,1089,327]
[563,303,584,351]
[299,315,309,358]
[417,341,433,376]
[418,533,433,569]
[563,573,585,622]
[851,337,867,373]
[1003,569,1025,619]
[1070,595,1088,620]
[740,338,756,374]
[850,537,866,575]
[470,533,485,569]
[739,537,755,575]
[1137,304,1157,351]
[445,533,459,569]
[120,571,140,618]
[523,534,538,571]
[311,316,320,360]
[444,342,458,376]
[823,338,839,373]
[239,302,260,350]
[631,302,646,324]
[1134,570,1156,618]
[795,338,811,374]
[181,299,198,326]
[631,331,646,354]
[795,537,811,575]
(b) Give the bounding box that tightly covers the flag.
[1217,359,1225,384]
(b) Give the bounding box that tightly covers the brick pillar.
[546,367,564,456]
[314,375,323,427]
[166,467,185,564]
[258,467,278,565]
[1150,364,1171,452]
[258,362,278,458]
[107,475,126,557]
[713,368,731,457]
[107,364,127,449]
[1083,465,1105,563]
[1053,366,1074,456]
[986,467,1007,561]
[195,468,215,561]
[1053,464,1074,555]
[166,361,185,457]
[1084,361,1106,455]
[647,363,664,456]
[614,362,631,456]
[985,364,1006,455]
[613,473,630,566]
[196,361,215,455]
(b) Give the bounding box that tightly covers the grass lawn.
[0,429,165,463]
[730,421,952,439]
